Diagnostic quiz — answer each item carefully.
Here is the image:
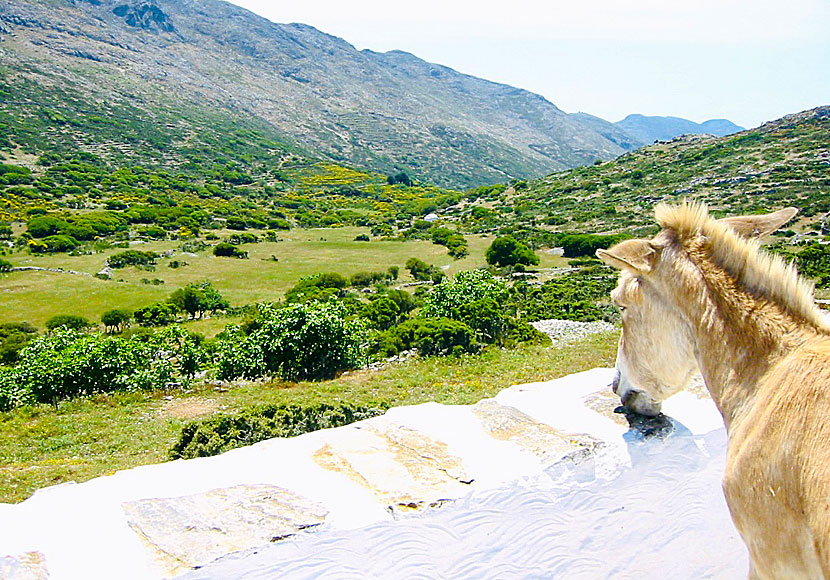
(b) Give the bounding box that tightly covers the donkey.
[597,202,830,579]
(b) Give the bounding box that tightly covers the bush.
[554,233,630,258]
[795,243,830,288]
[213,242,248,258]
[0,258,12,272]
[134,301,179,327]
[169,402,388,459]
[363,296,401,330]
[107,250,159,269]
[285,272,348,302]
[216,302,367,382]
[372,318,477,358]
[0,322,38,364]
[350,271,387,288]
[29,235,79,253]
[421,270,507,319]
[405,257,436,281]
[509,269,618,322]
[430,227,468,258]
[4,328,179,408]
[45,314,92,331]
[485,235,539,268]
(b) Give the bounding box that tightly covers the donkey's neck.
[678,247,817,428]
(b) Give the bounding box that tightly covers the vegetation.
[0,65,823,506]
[485,235,540,267]
[0,332,618,502]
[216,302,367,382]
[170,402,388,459]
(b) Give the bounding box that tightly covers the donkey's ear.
[718,207,798,238]
[596,239,657,273]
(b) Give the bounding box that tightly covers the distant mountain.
[509,106,828,236]
[0,0,639,188]
[615,114,744,144]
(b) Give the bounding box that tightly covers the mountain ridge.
[0,0,639,188]
[615,114,744,144]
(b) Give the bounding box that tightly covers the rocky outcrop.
[112,2,176,34]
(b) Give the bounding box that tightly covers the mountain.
[0,0,638,188]
[615,114,744,144]
[456,106,828,239]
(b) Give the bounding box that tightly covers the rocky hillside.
[0,0,639,188]
[615,114,744,144]
[445,106,828,241]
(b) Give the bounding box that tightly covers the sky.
[226,0,829,129]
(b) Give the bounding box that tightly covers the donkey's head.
[597,205,799,416]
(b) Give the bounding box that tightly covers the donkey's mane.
[655,201,830,331]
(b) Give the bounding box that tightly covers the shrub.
[45,314,92,331]
[509,269,618,322]
[430,227,468,258]
[0,368,33,411]
[0,258,12,272]
[26,215,69,238]
[485,235,539,267]
[795,243,830,288]
[387,172,413,186]
[554,233,630,258]
[213,242,248,258]
[169,402,388,459]
[362,296,401,330]
[107,250,159,269]
[372,318,477,358]
[227,232,259,245]
[350,271,387,288]
[216,302,367,382]
[134,301,179,326]
[285,272,348,302]
[405,257,436,281]
[29,235,79,253]
[0,322,38,364]
[7,328,179,407]
[421,270,507,319]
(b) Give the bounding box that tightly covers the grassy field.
[0,331,618,503]
[0,227,569,330]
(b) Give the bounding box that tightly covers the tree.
[101,309,131,333]
[485,236,540,268]
[168,281,229,318]
[387,172,413,187]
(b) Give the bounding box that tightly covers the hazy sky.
[227,0,829,128]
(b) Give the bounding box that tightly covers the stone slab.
[122,484,327,577]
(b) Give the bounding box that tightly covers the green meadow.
[0,227,568,331]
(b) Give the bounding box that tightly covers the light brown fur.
[598,202,830,579]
